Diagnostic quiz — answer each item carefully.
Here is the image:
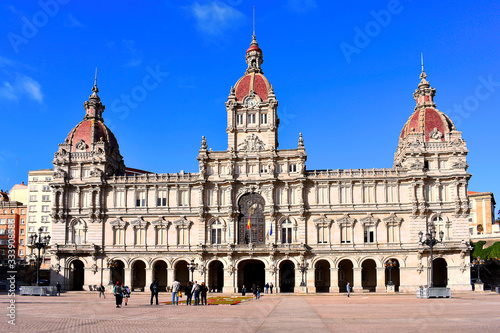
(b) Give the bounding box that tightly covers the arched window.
[211,219,223,244]
[281,219,293,244]
[73,220,86,245]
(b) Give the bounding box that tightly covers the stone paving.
[1,291,500,332]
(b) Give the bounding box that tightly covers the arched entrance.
[132,261,146,291]
[315,260,331,293]
[69,259,84,290]
[361,259,377,292]
[237,260,265,292]
[338,259,353,292]
[208,260,224,292]
[175,260,190,287]
[238,193,266,244]
[110,260,125,285]
[432,258,448,287]
[384,259,400,291]
[153,260,168,292]
[280,260,295,293]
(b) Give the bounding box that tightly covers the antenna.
[94,67,98,87]
[421,53,424,72]
[253,6,255,36]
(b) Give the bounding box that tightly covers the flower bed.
[161,296,253,305]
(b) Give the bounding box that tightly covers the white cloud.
[189,1,244,36]
[0,71,43,103]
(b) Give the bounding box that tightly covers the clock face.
[247,98,257,108]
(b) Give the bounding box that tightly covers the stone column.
[306,266,315,293]
[124,268,132,288]
[166,268,175,289]
[223,266,236,293]
[145,268,153,291]
[376,267,386,292]
[330,267,339,293]
[353,268,363,293]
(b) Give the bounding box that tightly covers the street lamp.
[472,257,485,284]
[298,260,308,287]
[28,227,51,286]
[107,259,119,285]
[385,259,397,285]
[418,228,444,288]
[187,259,197,282]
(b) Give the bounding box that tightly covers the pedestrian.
[257,284,261,299]
[98,284,106,298]
[269,282,273,294]
[113,281,123,308]
[56,282,61,296]
[150,279,159,305]
[122,285,131,306]
[242,285,246,296]
[252,284,257,299]
[185,281,192,305]
[265,282,269,294]
[171,278,181,306]
[347,282,351,297]
[200,282,208,305]
[192,281,200,306]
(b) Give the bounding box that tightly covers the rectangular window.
[236,114,244,125]
[156,227,167,245]
[41,216,49,222]
[32,177,38,181]
[387,225,398,243]
[179,190,189,207]
[43,185,50,191]
[45,177,51,181]
[28,227,35,232]
[157,190,167,207]
[207,189,214,206]
[29,206,36,212]
[364,226,375,243]
[20,229,25,235]
[219,189,226,206]
[275,188,282,205]
[30,185,38,191]
[21,209,25,215]
[289,188,296,205]
[40,226,48,233]
[289,164,297,172]
[178,228,188,245]
[0,239,4,244]
[70,169,79,179]
[29,216,36,222]
[317,226,327,244]
[364,187,374,203]
[0,230,5,235]
[114,228,124,245]
[20,219,25,225]
[211,228,222,244]
[248,114,256,124]
[440,185,449,202]
[42,195,50,202]
[115,191,125,208]
[260,113,267,124]
[42,205,49,212]
[318,187,327,204]
[424,185,432,202]
[30,195,37,202]
[135,228,145,245]
[19,249,23,256]
[136,191,146,207]
[20,239,24,246]
[341,226,352,244]
[0,219,4,224]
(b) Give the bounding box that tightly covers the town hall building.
[49,34,472,293]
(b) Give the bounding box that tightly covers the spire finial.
[253,6,255,37]
[92,67,99,94]
[421,53,424,73]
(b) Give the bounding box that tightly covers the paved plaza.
[1,292,500,332]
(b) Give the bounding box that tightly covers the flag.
[247,216,251,230]
[270,223,272,236]
[228,222,231,238]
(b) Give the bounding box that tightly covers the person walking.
[252,284,257,299]
[257,284,261,299]
[150,279,159,305]
[269,282,273,294]
[185,281,192,305]
[265,283,269,294]
[192,281,200,306]
[113,281,123,308]
[347,282,351,297]
[200,282,208,305]
[56,282,61,296]
[122,285,131,306]
[242,285,246,296]
[171,278,181,306]
[98,284,106,298]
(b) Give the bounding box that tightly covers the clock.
[247,98,257,108]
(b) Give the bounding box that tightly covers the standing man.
[200,282,208,305]
[171,278,181,306]
[192,281,200,306]
[269,282,273,294]
[347,282,351,297]
[150,279,159,305]
[56,282,61,296]
[98,284,106,298]
[265,282,269,294]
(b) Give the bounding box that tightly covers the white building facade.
[49,35,472,293]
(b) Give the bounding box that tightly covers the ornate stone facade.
[49,35,472,293]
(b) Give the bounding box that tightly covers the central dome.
[234,73,271,101]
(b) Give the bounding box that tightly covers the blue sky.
[1,0,499,209]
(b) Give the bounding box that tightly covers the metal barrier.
[19,286,58,296]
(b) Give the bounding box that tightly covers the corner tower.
[226,35,279,153]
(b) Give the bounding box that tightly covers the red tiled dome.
[234,72,271,101]
[400,108,455,142]
[66,119,118,152]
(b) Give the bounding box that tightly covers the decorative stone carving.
[416,263,424,274]
[200,136,207,150]
[75,139,88,150]
[428,127,443,140]
[51,263,61,274]
[91,263,98,274]
[238,134,266,152]
[54,168,66,179]
[90,167,102,178]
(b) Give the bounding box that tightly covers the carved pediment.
[109,217,128,228]
[173,216,193,228]
[313,214,332,227]
[360,213,380,226]
[383,213,403,226]
[337,214,356,226]
[75,139,88,151]
[130,217,149,228]
[238,134,266,152]
[151,217,171,228]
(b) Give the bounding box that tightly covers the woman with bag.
[122,285,131,306]
[113,281,123,308]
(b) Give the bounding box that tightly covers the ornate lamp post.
[28,227,51,286]
[385,259,397,285]
[418,229,444,288]
[187,259,197,282]
[472,257,485,284]
[298,260,308,287]
[107,259,119,285]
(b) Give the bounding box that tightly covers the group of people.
[150,279,209,306]
[112,282,131,308]
[241,282,274,299]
